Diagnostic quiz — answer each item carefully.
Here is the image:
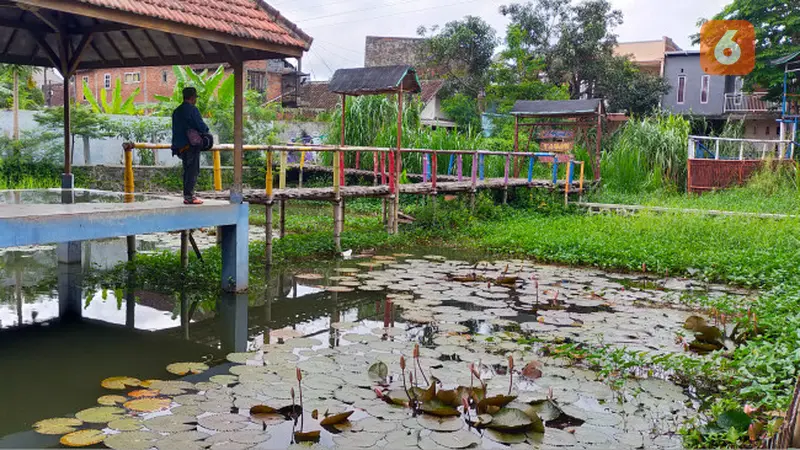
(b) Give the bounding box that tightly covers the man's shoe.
[184,198,204,205]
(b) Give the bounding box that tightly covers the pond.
[0,237,747,449]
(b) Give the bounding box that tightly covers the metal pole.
[715,140,720,160]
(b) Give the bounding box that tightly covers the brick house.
[70,59,296,106]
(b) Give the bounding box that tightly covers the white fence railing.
[688,135,796,161]
[723,93,779,113]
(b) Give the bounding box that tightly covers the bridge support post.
[57,241,82,321]
[469,190,476,213]
[279,200,286,238]
[333,198,344,254]
[265,201,274,268]
[220,203,249,293]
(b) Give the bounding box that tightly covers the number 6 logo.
[701,20,755,76]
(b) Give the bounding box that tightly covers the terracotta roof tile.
[75,0,311,50]
[420,80,445,104]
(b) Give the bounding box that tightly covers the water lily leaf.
[143,415,197,433]
[320,410,354,426]
[529,399,562,422]
[294,430,321,442]
[485,428,527,444]
[75,406,125,423]
[159,431,209,443]
[197,413,249,432]
[421,399,460,417]
[717,410,752,432]
[166,362,209,376]
[327,286,355,292]
[128,389,160,398]
[469,414,493,427]
[334,431,384,448]
[250,405,277,414]
[270,327,302,340]
[436,389,460,406]
[226,352,256,364]
[60,429,105,447]
[98,395,128,406]
[367,361,388,382]
[33,417,82,435]
[417,415,463,432]
[429,430,481,449]
[478,395,517,411]
[521,361,543,380]
[124,397,172,413]
[209,374,239,386]
[204,430,271,445]
[683,315,707,331]
[101,376,141,390]
[487,408,533,432]
[513,404,545,433]
[104,431,162,450]
[108,418,145,431]
[295,273,324,281]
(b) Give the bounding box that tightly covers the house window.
[124,72,141,84]
[766,126,771,136]
[247,70,266,93]
[103,74,111,89]
[677,75,687,104]
[700,75,710,104]
[162,70,168,84]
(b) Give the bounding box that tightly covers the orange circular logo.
[700,20,756,76]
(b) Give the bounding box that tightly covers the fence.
[687,135,796,192]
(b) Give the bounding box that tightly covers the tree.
[34,103,114,165]
[500,0,623,99]
[441,93,482,131]
[696,1,800,100]
[417,16,498,97]
[110,117,170,165]
[0,65,43,140]
[154,65,234,117]
[83,79,141,115]
[487,24,570,112]
[598,56,670,114]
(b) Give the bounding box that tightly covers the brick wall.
[72,60,273,106]
[364,36,444,80]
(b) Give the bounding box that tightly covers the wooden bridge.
[126,143,587,263]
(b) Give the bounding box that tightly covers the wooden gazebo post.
[394,83,403,234]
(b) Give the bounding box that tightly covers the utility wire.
[294,0,425,24]
[305,0,485,29]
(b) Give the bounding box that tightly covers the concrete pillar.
[61,173,74,205]
[220,203,250,293]
[57,241,82,320]
[218,291,249,353]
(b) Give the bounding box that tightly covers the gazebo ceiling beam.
[2,28,18,54]
[26,29,61,68]
[67,32,92,74]
[15,0,304,57]
[120,30,144,63]
[103,32,125,63]
[18,4,63,33]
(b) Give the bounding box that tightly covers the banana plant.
[154,65,233,117]
[82,78,141,115]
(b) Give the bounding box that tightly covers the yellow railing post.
[212,150,222,191]
[579,161,585,194]
[333,150,341,195]
[266,151,273,198]
[123,144,134,202]
[279,150,287,190]
[299,151,306,188]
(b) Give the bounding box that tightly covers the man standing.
[172,87,210,205]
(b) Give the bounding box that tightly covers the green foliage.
[696,0,799,101]
[417,16,498,96]
[601,114,691,193]
[154,65,233,118]
[598,57,670,114]
[0,64,43,110]
[82,79,141,115]
[441,93,482,131]
[33,102,115,162]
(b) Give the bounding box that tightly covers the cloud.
[279,0,732,80]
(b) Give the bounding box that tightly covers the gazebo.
[0,0,311,320]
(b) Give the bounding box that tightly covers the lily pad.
[33,417,83,435]
[197,413,249,432]
[429,430,481,449]
[124,397,172,413]
[75,406,125,423]
[104,431,162,450]
[367,361,388,382]
[320,410,354,426]
[417,415,463,432]
[128,389,160,398]
[209,374,239,386]
[204,430,271,445]
[294,430,321,442]
[326,286,355,293]
[486,408,533,432]
[108,418,145,432]
[529,399,562,422]
[98,395,128,406]
[143,414,197,433]
[101,376,141,390]
[295,273,324,281]
[166,362,209,376]
[334,431,384,448]
[485,428,527,444]
[60,429,106,447]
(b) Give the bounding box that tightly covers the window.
[124,72,141,84]
[103,74,111,89]
[162,70,168,84]
[677,75,687,104]
[700,75,710,104]
[81,76,89,99]
[247,70,267,93]
[766,126,771,136]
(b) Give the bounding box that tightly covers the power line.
[305,0,485,29]
[295,0,425,24]
[316,39,363,56]
[309,48,335,76]
[313,41,362,65]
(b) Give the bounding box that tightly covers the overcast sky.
[274,0,732,80]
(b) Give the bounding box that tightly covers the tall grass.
[601,114,690,193]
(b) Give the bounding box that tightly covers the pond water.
[0,189,170,205]
[0,235,747,449]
